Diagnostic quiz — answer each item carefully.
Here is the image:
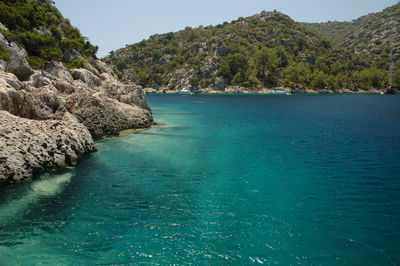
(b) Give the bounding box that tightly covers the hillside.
[302,21,352,45]
[105,9,397,92]
[304,3,400,68]
[0,0,152,183]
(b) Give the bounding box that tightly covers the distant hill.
[302,21,353,45]
[106,6,400,92]
[304,3,400,68]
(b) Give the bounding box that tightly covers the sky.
[53,0,398,58]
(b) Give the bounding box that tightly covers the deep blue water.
[0,94,400,265]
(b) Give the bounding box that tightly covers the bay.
[0,94,399,265]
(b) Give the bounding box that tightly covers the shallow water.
[0,94,399,265]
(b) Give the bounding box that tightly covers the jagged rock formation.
[0,31,153,183]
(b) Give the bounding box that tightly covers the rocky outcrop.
[0,31,34,81]
[65,90,152,136]
[0,111,95,183]
[0,32,153,184]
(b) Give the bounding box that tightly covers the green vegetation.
[304,3,400,70]
[106,7,399,91]
[0,45,11,62]
[27,56,45,70]
[303,21,353,44]
[0,0,98,69]
[66,57,85,69]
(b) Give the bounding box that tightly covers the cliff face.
[0,3,153,183]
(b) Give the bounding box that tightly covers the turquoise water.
[0,94,400,265]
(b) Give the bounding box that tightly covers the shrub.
[28,56,46,70]
[0,28,19,43]
[0,45,11,62]
[66,58,85,69]
[189,75,200,87]
[17,31,57,57]
[0,2,30,30]
[0,0,98,68]
[353,67,386,89]
[40,46,63,61]
[61,38,84,52]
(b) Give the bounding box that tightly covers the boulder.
[34,26,51,35]
[0,71,22,89]
[0,32,9,47]
[6,42,34,81]
[31,65,75,94]
[27,71,53,88]
[0,60,7,71]
[71,68,101,87]
[45,62,74,82]
[0,22,7,31]
[63,48,82,61]
[0,84,65,120]
[96,60,115,75]
[83,61,101,77]
[65,92,152,137]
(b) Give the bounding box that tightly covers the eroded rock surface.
[0,33,153,183]
[0,111,95,183]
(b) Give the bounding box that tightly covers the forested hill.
[304,3,400,68]
[105,7,399,92]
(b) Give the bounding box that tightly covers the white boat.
[178,88,194,95]
[272,89,291,95]
[382,48,396,95]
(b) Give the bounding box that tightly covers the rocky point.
[0,30,153,183]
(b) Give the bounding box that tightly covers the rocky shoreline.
[144,86,383,94]
[0,32,153,184]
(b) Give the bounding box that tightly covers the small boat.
[178,88,194,95]
[381,48,396,95]
[381,86,395,95]
[272,89,288,95]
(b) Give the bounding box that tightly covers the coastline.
[0,53,153,184]
[144,87,384,95]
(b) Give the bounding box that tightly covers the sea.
[0,94,399,265]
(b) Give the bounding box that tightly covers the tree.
[353,67,386,89]
[189,75,200,88]
[274,46,290,68]
[283,62,312,87]
[254,47,280,86]
[314,58,330,74]
[218,53,249,85]
[135,69,151,87]
[310,70,329,90]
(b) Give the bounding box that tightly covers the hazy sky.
[53,0,398,58]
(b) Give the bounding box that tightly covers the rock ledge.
[0,33,153,183]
